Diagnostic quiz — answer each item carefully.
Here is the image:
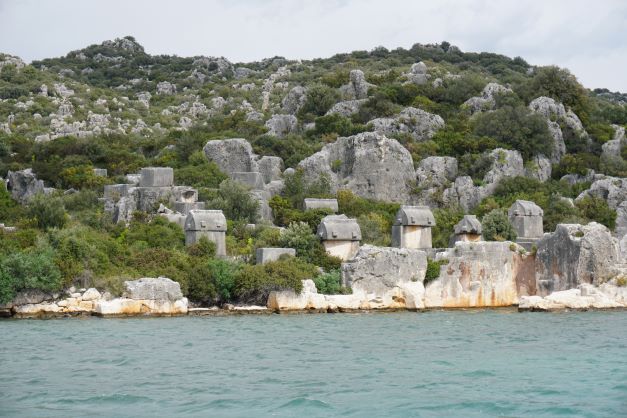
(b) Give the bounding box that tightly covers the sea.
[1,310,626,417]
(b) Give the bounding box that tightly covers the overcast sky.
[1,0,626,92]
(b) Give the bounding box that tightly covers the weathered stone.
[267,280,327,312]
[525,155,552,182]
[392,206,435,249]
[519,283,626,311]
[304,198,338,212]
[535,223,620,295]
[405,61,429,85]
[298,132,415,203]
[341,245,427,310]
[265,114,297,138]
[203,138,259,176]
[139,167,174,187]
[370,107,445,141]
[450,215,483,245]
[94,297,188,316]
[463,82,512,114]
[424,241,532,307]
[12,289,52,306]
[231,171,265,190]
[6,169,45,203]
[415,156,458,186]
[318,214,361,261]
[576,176,627,210]
[339,69,372,100]
[184,210,227,255]
[81,288,101,301]
[325,99,367,117]
[256,248,296,264]
[483,148,525,184]
[257,156,283,184]
[156,81,176,95]
[508,200,544,239]
[282,86,307,115]
[123,277,184,302]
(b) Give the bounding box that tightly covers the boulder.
[535,223,620,295]
[257,156,284,184]
[203,138,259,176]
[463,82,512,114]
[267,279,327,311]
[576,176,627,210]
[156,81,176,95]
[6,169,45,203]
[524,155,552,182]
[483,148,525,185]
[94,298,188,316]
[424,241,533,308]
[81,288,101,301]
[12,289,52,306]
[405,61,429,85]
[265,114,297,138]
[339,69,372,100]
[370,107,445,141]
[415,156,458,186]
[442,176,488,212]
[123,277,184,302]
[325,99,367,117]
[256,248,296,264]
[341,245,427,309]
[519,283,626,311]
[282,86,307,115]
[297,132,415,203]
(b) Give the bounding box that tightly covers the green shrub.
[234,257,317,304]
[575,195,617,230]
[278,222,319,255]
[27,193,67,230]
[208,179,259,223]
[357,212,391,246]
[0,246,63,303]
[313,269,350,295]
[186,236,216,258]
[482,209,517,241]
[298,84,340,120]
[122,216,185,249]
[424,258,447,285]
[187,258,242,304]
[431,208,464,248]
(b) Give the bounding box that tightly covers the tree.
[28,193,67,230]
[208,180,259,223]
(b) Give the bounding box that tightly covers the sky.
[0,0,626,92]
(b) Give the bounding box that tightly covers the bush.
[186,236,216,258]
[575,196,617,230]
[482,209,517,241]
[424,258,447,285]
[123,216,185,249]
[187,258,242,304]
[208,179,259,223]
[298,84,340,120]
[28,193,67,230]
[431,208,464,248]
[234,257,318,304]
[313,269,350,294]
[357,212,391,246]
[0,246,63,303]
[472,106,552,159]
[278,222,319,255]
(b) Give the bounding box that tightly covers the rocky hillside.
[1,36,626,306]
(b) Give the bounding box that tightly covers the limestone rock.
[405,61,429,85]
[265,114,297,138]
[297,132,415,203]
[576,176,627,209]
[483,148,525,185]
[524,155,552,182]
[325,99,367,117]
[463,82,512,114]
[12,289,52,306]
[341,245,427,309]
[339,70,373,100]
[267,279,328,312]
[424,241,532,308]
[0,54,25,70]
[415,156,458,187]
[535,223,620,295]
[519,283,626,311]
[203,138,259,176]
[156,81,176,95]
[94,297,188,316]
[370,107,445,141]
[282,86,307,115]
[123,277,184,302]
[6,169,45,203]
[81,288,101,301]
[257,156,283,184]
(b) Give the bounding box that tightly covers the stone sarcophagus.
[392,206,435,249]
[508,200,544,246]
[451,214,482,245]
[303,198,339,213]
[317,215,361,261]
[184,210,227,256]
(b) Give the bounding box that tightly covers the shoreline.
[3,305,627,320]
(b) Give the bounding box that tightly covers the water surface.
[1,310,626,417]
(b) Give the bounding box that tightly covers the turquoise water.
[1,311,626,417]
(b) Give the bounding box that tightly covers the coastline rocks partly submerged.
[519,282,627,311]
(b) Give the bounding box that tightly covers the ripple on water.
[1,311,626,417]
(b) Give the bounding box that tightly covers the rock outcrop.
[519,282,627,311]
[534,223,620,295]
[6,169,45,203]
[325,99,367,117]
[203,138,259,175]
[404,61,429,85]
[281,86,307,115]
[298,132,415,203]
[265,114,298,138]
[370,107,445,141]
[339,69,373,100]
[576,175,627,210]
[463,82,512,114]
[424,241,534,308]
